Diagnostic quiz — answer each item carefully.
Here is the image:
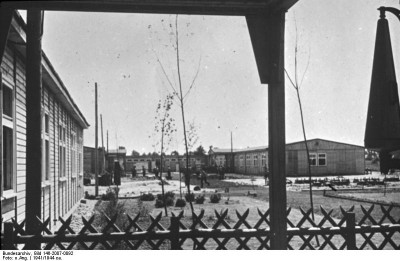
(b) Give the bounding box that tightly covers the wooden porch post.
[246,11,287,249]
[25,9,43,248]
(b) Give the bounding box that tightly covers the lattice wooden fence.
[1,204,399,250]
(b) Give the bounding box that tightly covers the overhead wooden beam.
[247,11,287,249]
[246,12,285,84]
[25,8,43,249]
[1,0,298,16]
[0,5,13,62]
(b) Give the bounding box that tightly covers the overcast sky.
[20,0,400,155]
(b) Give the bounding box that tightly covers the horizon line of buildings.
[84,138,366,177]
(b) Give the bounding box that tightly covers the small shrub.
[137,199,150,217]
[155,197,175,208]
[185,193,195,202]
[210,193,222,203]
[157,191,175,201]
[165,197,174,206]
[195,194,205,204]
[101,187,118,201]
[140,193,155,201]
[155,199,164,208]
[85,191,96,200]
[175,198,186,207]
[165,191,175,199]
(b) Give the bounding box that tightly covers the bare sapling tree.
[177,120,199,198]
[284,17,317,226]
[151,14,202,215]
[151,94,176,216]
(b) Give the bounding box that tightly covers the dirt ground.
[79,174,400,250]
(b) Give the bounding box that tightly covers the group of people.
[131,165,173,180]
[130,164,215,189]
[183,167,210,188]
[153,167,172,180]
[130,166,147,178]
[217,165,226,180]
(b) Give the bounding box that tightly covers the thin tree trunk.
[295,89,315,221]
[175,15,195,215]
[160,122,168,216]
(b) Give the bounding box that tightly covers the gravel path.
[68,200,98,233]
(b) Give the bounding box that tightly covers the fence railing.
[1,204,399,250]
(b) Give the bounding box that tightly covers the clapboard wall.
[214,139,364,177]
[1,12,88,229]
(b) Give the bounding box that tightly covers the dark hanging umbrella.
[365,7,400,153]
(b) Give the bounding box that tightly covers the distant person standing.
[167,167,172,180]
[132,166,137,178]
[142,166,146,177]
[200,168,210,188]
[264,164,269,186]
[184,168,190,188]
[154,167,159,179]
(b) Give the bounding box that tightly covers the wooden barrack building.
[1,11,89,228]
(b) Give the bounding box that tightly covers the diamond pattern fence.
[1,204,399,250]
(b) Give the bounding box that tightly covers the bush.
[210,193,222,203]
[101,187,119,201]
[155,199,164,208]
[185,193,195,202]
[85,191,96,200]
[140,193,155,201]
[165,191,175,199]
[195,194,205,204]
[155,197,175,208]
[157,191,175,201]
[175,198,186,207]
[165,197,174,206]
[156,194,164,201]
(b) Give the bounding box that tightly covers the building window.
[309,153,326,166]
[2,86,13,118]
[318,153,327,166]
[2,82,14,193]
[44,114,49,134]
[44,140,50,181]
[309,153,317,166]
[78,152,82,174]
[70,133,76,176]
[3,126,13,191]
[59,145,66,177]
[261,154,266,166]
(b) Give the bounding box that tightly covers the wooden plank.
[2,0,298,16]
[17,183,25,191]
[263,11,287,249]
[0,71,3,197]
[25,9,43,242]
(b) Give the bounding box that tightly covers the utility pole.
[95,83,98,196]
[107,130,109,171]
[101,114,105,173]
[230,131,233,173]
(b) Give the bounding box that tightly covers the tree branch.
[284,68,297,90]
[183,55,202,101]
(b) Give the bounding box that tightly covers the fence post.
[344,212,356,250]
[3,222,15,250]
[170,216,180,250]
